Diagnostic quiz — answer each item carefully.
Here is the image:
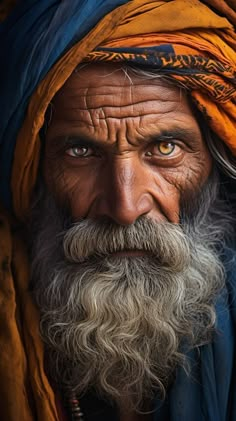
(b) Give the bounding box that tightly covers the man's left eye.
[66,146,94,157]
[146,141,177,157]
[157,141,175,155]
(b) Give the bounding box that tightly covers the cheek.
[173,151,212,206]
[155,151,212,221]
[43,154,100,218]
[68,173,100,219]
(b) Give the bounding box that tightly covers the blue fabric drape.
[0,0,130,209]
[153,247,236,421]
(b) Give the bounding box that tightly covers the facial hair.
[31,174,231,411]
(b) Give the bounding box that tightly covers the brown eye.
[146,141,177,158]
[157,141,175,155]
[66,146,93,157]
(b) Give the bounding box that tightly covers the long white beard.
[32,205,227,410]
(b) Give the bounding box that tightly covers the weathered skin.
[44,63,212,227]
[43,63,213,420]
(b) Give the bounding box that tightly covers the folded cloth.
[86,29,236,145]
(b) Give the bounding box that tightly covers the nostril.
[88,160,155,225]
[137,193,154,215]
[105,193,154,226]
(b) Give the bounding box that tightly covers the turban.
[0,1,235,421]
[0,0,235,219]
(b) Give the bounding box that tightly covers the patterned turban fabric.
[0,1,235,421]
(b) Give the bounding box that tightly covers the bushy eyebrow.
[51,126,202,151]
[147,128,202,149]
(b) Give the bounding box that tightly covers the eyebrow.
[146,128,201,145]
[53,127,202,150]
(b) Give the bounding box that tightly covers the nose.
[91,157,154,225]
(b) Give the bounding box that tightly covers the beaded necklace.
[63,388,85,421]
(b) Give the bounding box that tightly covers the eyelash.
[64,140,182,159]
[146,141,178,157]
[65,144,99,158]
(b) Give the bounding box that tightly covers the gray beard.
[30,173,232,410]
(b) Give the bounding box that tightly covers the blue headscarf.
[0,0,129,210]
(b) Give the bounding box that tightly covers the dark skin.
[44,63,212,420]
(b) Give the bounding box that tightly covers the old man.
[0,1,235,420]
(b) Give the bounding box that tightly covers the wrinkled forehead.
[47,62,203,143]
[52,62,185,102]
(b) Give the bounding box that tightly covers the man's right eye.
[65,145,94,157]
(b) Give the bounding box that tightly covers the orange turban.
[11,0,236,221]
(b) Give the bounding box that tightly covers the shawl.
[0,1,235,420]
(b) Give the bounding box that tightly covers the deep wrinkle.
[49,127,202,152]
[44,63,212,225]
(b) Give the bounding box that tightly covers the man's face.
[44,63,212,225]
[35,64,225,410]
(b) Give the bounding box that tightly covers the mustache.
[63,217,191,270]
